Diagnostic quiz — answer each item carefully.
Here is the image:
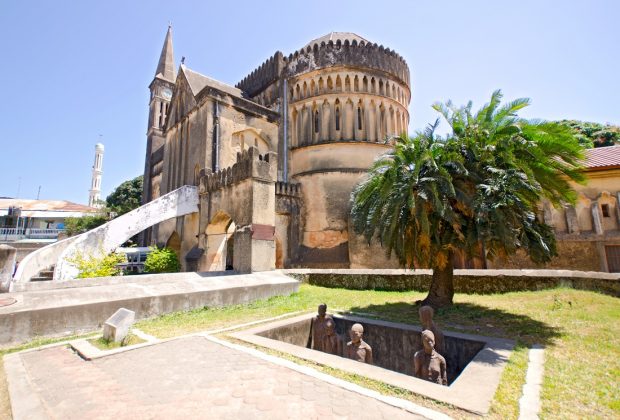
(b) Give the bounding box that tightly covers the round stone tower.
[285,32,411,267]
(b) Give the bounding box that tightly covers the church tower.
[143,25,176,205]
[88,143,104,207]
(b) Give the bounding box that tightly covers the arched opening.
[314,110,320,134]
[205,211,236,271]
[336,75,342,92]
[227,129,271,168]
[335,103,341,131]
[318,77,324,94]
[363,76,368,92]
[310,80,316,96]
[345,75,351,92]
[327,76,333,91]
[357,106,363,130]
[303,82,308,98]
[354,75,359,92]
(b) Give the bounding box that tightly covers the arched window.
[357,106,363,130]
[335,107,341,131]
[314,110,319,133]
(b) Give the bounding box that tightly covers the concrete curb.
[4,353,50,420]
[518,344,545,420]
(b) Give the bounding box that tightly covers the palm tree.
[351,90,585,308]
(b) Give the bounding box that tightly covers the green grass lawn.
[88,333,145,350]
[135,284,619,419]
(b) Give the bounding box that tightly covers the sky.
[0,0,618,204]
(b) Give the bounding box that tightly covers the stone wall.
[285,269,620,297]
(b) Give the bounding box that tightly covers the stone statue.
[322,319,342,356]
[419,305,445,355]
[345,323,373,364]
[308,303,334,351]
[413,330,447,386]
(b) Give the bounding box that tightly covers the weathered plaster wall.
[286,269,620,297]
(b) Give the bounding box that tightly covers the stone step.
[38,270,54,278]
[30,276,53,282]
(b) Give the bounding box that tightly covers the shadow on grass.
[347,301,563,346]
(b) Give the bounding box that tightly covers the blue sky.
[1,0,618,204]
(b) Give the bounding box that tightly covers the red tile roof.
[0,199,98,212]
[583,145,620,170]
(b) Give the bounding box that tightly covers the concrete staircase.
[30,266,54,282]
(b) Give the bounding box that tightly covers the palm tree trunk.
[421,254,455,308]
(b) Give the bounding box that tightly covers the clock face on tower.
[162,88,173,100]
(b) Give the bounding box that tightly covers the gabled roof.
[181,65,245,98]
[583,145,620,170]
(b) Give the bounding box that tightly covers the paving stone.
[12,336,427,419]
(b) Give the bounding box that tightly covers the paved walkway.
[6,336,427,419]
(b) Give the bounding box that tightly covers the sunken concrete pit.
[231,312,514,415]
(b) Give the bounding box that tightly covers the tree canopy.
[351,90,585,307]
[559,120,620,148]
[106,175,143,216]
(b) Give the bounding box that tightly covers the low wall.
[284,269,620,297]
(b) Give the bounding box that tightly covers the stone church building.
[143,28,410,271]
[142,27,620,273]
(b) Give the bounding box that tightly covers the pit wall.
[284,269,620,297]
[257,315,484,384]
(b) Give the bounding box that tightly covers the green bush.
[67,250,126,278]
[144,247,181,274]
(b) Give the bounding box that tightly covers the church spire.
[154,25,176,82]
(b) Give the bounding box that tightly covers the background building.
[142,28,620,273]
[143,29,410,271]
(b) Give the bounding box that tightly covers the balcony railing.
[0,228,65,241]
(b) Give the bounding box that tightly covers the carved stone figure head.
[421,329,435,354]
[350,323,364,344]
[419,305,434,328]
[325,319,335,335]
[318,303,327,318]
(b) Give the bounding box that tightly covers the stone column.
[321,101,330,142]
[616,192,620,225]
[565,205,580,234]
[0,245,16,292]
[232,149,278,272]
[592,202,604,235]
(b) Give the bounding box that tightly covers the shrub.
[67,250,126,278]
[64,215,109,236]
[144,247,180,273]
